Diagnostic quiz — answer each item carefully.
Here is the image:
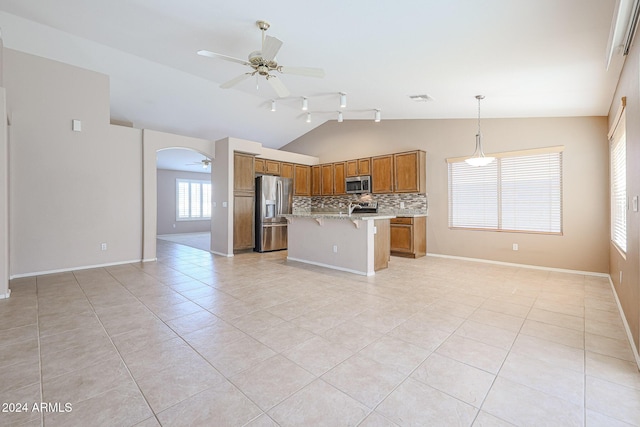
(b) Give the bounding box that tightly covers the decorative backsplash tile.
[293,193,427,212]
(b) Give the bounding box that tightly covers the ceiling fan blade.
[261,36,283,62]
[220,73,252,89]
[279,66,325,78]
[266,75,290,98]
[197,50,250,66]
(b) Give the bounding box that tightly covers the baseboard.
[9,259,142,279]
[0,289,10,299]
[210,250,233,257]
[607,276,640,370]
[426,253,609,277]
[286,256,373,276]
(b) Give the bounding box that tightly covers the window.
[610,102,626,253]
[448,147,563,234]
[176,179,211,221]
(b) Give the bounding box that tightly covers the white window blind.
[176,179,212,221]
[610,109,627,253]
[448,147,563,234]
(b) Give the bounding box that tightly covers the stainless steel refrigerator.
[255,175,293,252]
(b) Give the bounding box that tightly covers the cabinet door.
[294,164,310,196]
[265,160,281,175]
[371,155,393,193]
[233,195,254,251]
[254,158,265,175]
[358,158,371,176]
[346,160,358,177]
[311,165,321,196]
[281,163,294,179]
[234,153,255,193]
[390,224,413,253]
[321,164,334,195]
[394,151,426,193]
[334,162,346,195]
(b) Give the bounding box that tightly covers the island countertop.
[282,212,396,221]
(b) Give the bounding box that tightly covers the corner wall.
[6,49,143,277]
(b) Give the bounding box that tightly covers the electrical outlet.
[512,243,518,251]
[101,243,107,251]
[332,245,338,253]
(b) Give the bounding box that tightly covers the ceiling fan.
[186,159,211,169]
[197,20,325,98]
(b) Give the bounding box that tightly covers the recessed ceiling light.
[409,94,435,102]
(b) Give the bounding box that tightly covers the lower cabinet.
[233,195,254,251]
[390,216,426,258]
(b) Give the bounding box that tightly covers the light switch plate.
[72,119,82,132]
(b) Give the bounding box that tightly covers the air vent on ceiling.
[409,94,434,102]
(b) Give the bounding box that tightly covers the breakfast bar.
[282,212,395,276]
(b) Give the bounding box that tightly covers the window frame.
[176,178,212,221]
[609,98,627,254]
[447,146,564,235]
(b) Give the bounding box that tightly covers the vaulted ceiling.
[0,0,621,156]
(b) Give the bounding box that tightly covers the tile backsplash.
[293,193,427,212]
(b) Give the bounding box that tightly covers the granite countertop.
[283,212,396,221]
[378,209,428,218]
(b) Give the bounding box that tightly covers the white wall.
[0,88,8,297]
[156,169,211,235]
[6,49,143,277]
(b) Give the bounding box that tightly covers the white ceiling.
[0,0,622,167]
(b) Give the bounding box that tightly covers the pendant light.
[270,100,276,112]
[339,92,347,108]
[465,95,495,166]
[301,97,308,111]
[306,112,311,123]
[374,109,381,122]
[337,111,343,122]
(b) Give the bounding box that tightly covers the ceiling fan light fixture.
[337,111,343,122]
[302,97,308,111]
[339,92,347,108]
[374,109,381,122]
[465,95,495,167]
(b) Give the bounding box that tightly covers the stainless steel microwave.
[345,175,371,194]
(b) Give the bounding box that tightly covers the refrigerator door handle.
[276,179,282,216]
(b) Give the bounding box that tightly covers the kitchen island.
[282,212,395,276]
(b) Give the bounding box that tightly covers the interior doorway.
[156,148,212,252]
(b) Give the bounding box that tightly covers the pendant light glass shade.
[339,92,347,108]
[465,95,495,166]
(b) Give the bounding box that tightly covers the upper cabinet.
[321,164,334,196]
[311,165,321,196]
[281,162,294,180]
[234,152,255,194]
[294,164,311,196]
[346,158,371,177]
[254,158,281,176]
[394,151,426,193]
[371,155,394,193]
[254,158,265,175]
[334,162,346,195]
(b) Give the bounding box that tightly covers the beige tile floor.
[1,239,640,426]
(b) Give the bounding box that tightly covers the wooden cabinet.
[321,164,334,195]
[233,152,255,252]
[374,219,391,271]
[390,216,426,258]
[346,158,371,177]
[233,195,254,251]
[265,160,281,175]
[254,158,281,175]
[311,165,321,196]
[333,162,346,195]
[394,151,426,193]
[280,163,294,179]
[294,164,311,196]
[371,155,394,193]
[254,158,265,175]
[234,152,255,194]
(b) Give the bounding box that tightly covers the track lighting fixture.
[270,100,276,112]
[374,109,381,122]
[306,112,311,123]
[339,92,347,108]
[302,97,308,111]
[337,111,343,123]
